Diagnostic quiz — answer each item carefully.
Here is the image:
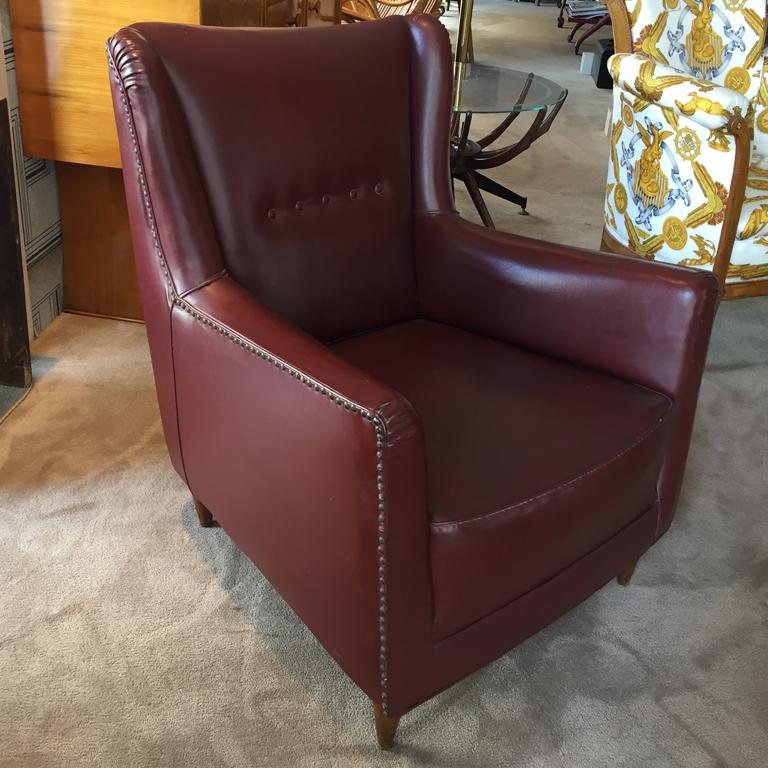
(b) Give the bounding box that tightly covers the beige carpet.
[1,300,767,767]
[2,3,768,766]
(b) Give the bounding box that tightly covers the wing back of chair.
[107,17,452,485]
[111,21,424,344]
[628,0,765,96]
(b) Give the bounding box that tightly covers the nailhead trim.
[171,296,390,709]
[108,37,391,715]
[108,45,172,291]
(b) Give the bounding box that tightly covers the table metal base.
[452,167,530,228]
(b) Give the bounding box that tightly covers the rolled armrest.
[169,276,429,712]
[179,275,403,417]
[610,52,750,131]
[415,212,718,398]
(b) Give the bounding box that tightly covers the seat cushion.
[331,320,672,639]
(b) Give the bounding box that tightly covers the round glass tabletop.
[452,64,567,115]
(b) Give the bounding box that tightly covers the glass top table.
[450,64,568,227]
[452,64,567,115]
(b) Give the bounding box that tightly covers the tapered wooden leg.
[617,561,638,586]
[373,703,399,750]
[194,498,216,528]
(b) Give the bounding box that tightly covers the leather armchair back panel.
[135,22,418,341]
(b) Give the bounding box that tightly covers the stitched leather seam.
[415,210,458,218]
[431,413,670,530]
[108,40,176,295]
[108,39,191,492]
[432,499,659,645]
[172,295,391,711]
[178,268,229,298]
[109,36,391,713]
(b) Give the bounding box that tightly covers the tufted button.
[321,194,330,204]
[267,208,276,219]
[294,201,303,211]
[374,182,384,195]
[349,189,358,200]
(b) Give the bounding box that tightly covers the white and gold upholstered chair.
[603,0,768,297]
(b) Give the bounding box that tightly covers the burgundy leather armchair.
[108,16,718,749]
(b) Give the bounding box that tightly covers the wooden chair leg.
[574,14,611,54]
[194,498,216,528]
[617,561,637,586]
[373,703,399,750]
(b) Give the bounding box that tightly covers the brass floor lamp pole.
[455,0,474,64]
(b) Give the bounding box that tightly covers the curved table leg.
[574,14,611,54]
[557,0,566,27]
[476,72,533,149]
[461,171,496,228]
[567,20,586,42]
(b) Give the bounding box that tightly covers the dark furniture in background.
[591,37,614,88]
[108,15,719,749]
[557,1,611,54]
[0,99,31,389]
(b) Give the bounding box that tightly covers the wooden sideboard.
[9,0,294,320]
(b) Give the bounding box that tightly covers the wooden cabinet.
[201,0,292,26]
[10,1,202,168]
[8,0,293,319]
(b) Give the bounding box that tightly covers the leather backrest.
[121,19,419,341]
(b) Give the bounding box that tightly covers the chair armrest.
[179,276,403,416]
[415,212,719,398]
[415,212,719,535]
[170,276,429,712]
[610,52,750,131]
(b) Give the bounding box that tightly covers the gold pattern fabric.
[605,0,768,283]
[751,52,768,155]
[629,0,765,92]
[732,153,768,276]
[612,52,750,129]
[724,65,751,92]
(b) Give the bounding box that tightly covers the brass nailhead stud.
[349,189,358,199]
[321,194,330,204]
[294,201,303,211]
[374,183,384,195]
[267,209,276,219]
